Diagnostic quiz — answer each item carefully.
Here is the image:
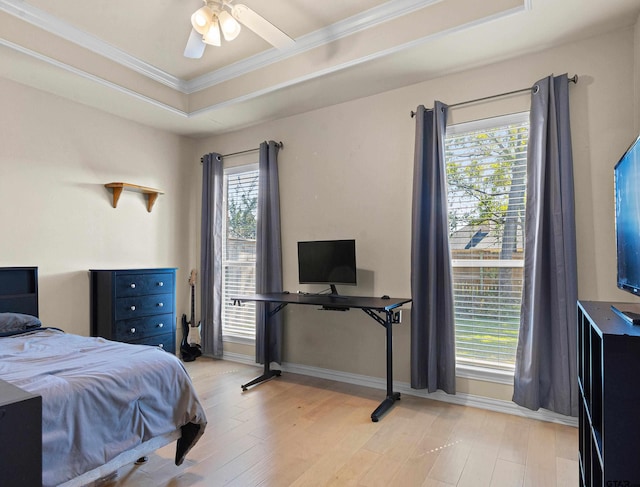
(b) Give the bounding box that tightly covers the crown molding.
[0,38,189,117]
[189,3,527,115]
[0,0,189,92]
[1,0,528,121]
[0,0,443,95]
[184,0,443,93]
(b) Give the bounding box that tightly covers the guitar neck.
[190,284,195,326]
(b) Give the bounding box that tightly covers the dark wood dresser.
[90,268,177,354]
[0,379,42,487]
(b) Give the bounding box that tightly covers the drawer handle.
[130,327,136,334]
[157,302,164,308]
[130,283,136,289]
[157,323,164,328]
[130,305,136,311]
[157,282,164,287]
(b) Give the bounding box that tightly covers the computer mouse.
[381,294,390,300]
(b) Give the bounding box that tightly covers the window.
[221,164,259,341]
[445,113,529,370]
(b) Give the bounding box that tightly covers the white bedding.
[0,328,207,487]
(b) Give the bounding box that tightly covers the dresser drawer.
[129,332,175,353]
[114,313,173,341]
[115,293,174,320]
[115,273,174,298]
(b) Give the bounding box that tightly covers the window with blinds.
[444,113,529,370]
[221,165,259,340]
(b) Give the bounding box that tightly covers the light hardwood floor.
[102,358,578,487]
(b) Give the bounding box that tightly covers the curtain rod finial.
[569,74,578,84]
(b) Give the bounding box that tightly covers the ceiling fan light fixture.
[191,6,213,35]
[184,1,295,59]
[218,10,241,41]
[202,17,222,46]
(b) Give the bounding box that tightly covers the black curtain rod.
[200,141,284,163]
[410,74,578,118]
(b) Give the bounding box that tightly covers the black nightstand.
[0,379,42,487]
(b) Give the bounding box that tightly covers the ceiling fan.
[184,0,296,59]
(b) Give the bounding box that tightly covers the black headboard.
[0,267,39,317]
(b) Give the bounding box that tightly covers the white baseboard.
[222,351,578,428]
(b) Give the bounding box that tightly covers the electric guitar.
[180,269,202,362]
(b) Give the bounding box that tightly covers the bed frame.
[0,266,180,487]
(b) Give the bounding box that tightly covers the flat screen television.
[613,134,640,324]
[297,239,357,295]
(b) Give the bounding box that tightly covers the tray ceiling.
[1,0,639,137]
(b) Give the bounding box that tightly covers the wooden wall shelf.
[105,182,163,212]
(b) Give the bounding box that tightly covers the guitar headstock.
[189,269,197,286]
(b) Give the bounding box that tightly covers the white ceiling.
[1,0,639,138]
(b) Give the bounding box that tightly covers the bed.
[0,267,207,487]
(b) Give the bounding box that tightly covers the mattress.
[0,328,207,487]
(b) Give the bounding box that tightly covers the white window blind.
[445,113,529,369]
[221,165,259,340]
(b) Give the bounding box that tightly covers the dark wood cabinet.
[0,379,42,487]
[578,300,640,487]
[90,268,177,354]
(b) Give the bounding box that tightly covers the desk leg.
[241,302,282,391]
[370,310,400,422]
[241,366,281,391]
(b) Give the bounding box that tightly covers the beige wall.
[0,78,196,337]
[192,25,640,401]
[2,20,639,403]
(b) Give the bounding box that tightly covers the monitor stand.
[323,284,349,310]
[328,284,349,299]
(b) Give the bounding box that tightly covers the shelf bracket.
[104,182,164,212]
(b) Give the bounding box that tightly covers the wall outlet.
[392,310,402,324]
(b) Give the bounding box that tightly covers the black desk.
[232,292,411,422]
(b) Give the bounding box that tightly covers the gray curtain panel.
[513,74,578,417]
[255,141,284,365]
[410,103,457,394]
[200,152,224,358]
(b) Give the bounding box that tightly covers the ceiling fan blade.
[184,28,206,59]
[231,4,295,49]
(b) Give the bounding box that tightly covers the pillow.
[0,312,42,332]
